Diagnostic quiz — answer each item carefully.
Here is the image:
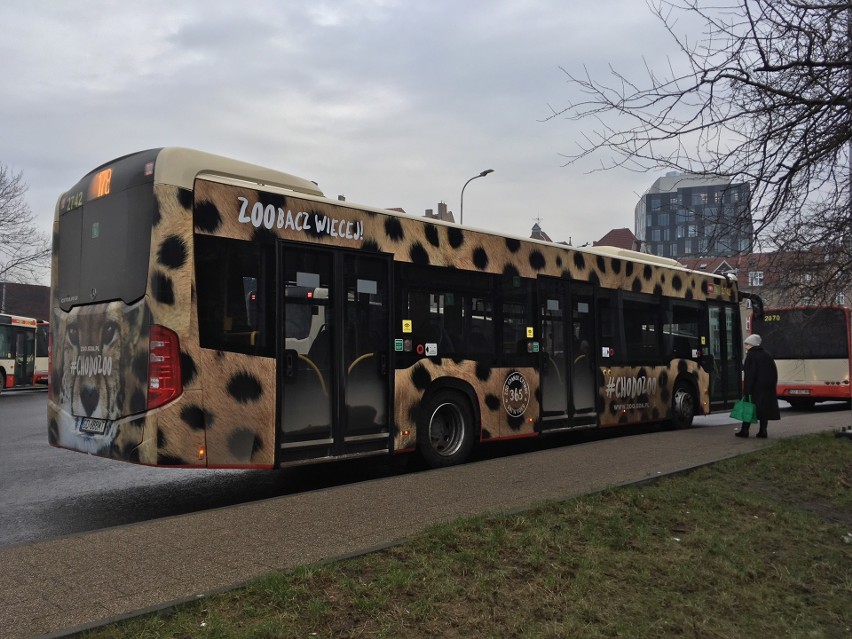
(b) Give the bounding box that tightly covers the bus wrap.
[49,148,744,469]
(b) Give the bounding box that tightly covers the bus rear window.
[56,183,155,310]
[756,308,848,359]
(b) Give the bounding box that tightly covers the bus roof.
[0,314,37,327]
[154,147,324,198]
[69,147,731,288]
[578,245,684,269]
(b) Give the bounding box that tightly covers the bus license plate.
[788,389,811,396]
[79,418,108,434]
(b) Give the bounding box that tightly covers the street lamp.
[459,169,494,225]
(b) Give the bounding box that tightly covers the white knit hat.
[744,334,762,347]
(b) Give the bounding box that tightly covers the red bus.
[0,313,41,392]
[752,306,851,409]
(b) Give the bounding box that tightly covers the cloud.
[0,0,669,258]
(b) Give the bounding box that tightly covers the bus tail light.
[148,325,182,409]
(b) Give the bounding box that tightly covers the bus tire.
[0,368,5,395]
[417,390,474,468]
[667,380,695,429]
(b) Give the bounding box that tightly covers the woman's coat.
[743,345,780,421]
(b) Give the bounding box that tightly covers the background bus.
[49,147,744,469]
[0,313,39,392]
[34,320,49,385]
[752,306,852,409]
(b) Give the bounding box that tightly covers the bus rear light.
[148,325,182,409]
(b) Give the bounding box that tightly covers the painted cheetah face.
[61,301,147,420]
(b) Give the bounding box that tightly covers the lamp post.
[459,169,494,225]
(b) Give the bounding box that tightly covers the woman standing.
[736,334,780,438]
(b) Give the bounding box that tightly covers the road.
[0,391,410,548]
[1,390,848,549]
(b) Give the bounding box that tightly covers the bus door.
[279,244,391,464]
[707,303,741,410]
[14,327,35,387]
[538,278,598,430]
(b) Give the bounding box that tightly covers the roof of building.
[677,256,736,275]
[645,172,733,195]
[530,222,552,242]
[678,252,789,285]
[593,228,639,251]
[0,282,50,320]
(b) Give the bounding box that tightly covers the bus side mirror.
[751,295,764,321]
[740,292,764,321]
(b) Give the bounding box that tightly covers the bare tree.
[547,0,852,304]
[0,162,50,284]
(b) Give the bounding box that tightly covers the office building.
[635,173,753,259]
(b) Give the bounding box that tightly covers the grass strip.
[83,433,852,638]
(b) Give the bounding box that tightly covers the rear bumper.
[778,383,851,401]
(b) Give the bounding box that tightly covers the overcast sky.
[1,0,675,264]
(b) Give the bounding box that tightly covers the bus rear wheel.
[668,381,695,429]
[417,390,474,468]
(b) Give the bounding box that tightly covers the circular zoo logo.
[502,371,530,417]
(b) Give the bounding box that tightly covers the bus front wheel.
[417,390,474,468]
[668,381,695,429]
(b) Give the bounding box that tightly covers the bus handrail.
[348,352,375,375]
[297,354,328,397]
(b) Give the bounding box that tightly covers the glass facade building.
[635,173,753,259]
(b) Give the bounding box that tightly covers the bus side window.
[195,235,273,357]
[468,297,494,355]
[500,277,534,360]
[597,292,619,362]
[442,293,463,353]
[406,290,430,349]
[665,303,702,360]
[622,296,661,363]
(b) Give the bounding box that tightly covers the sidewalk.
[2,409,848,639]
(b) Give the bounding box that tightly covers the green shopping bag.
[730,395,757,423]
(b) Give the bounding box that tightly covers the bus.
[751,306,852,409]
[0,313,39,392]
[48,147,744,468]
[34,320,49,385]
